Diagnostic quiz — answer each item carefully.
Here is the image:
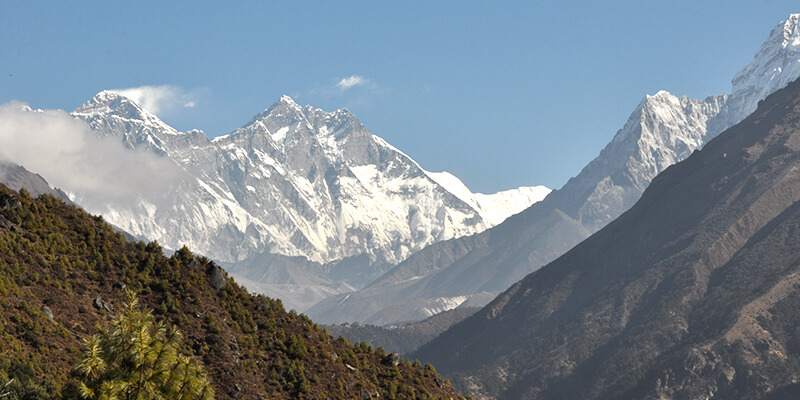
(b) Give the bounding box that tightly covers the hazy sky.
[0,1,797,193]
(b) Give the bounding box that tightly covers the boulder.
[41,306,54,322]
[381,353,400,367]
[93,296,113,312]
[206,262,227,290]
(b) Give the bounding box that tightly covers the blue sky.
[0,1,797,193]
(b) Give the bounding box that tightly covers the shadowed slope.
[415,77,800,399]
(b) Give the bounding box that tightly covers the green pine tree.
[68,291,214,400]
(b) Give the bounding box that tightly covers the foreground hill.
[414,76,800,399]
[0,184,463,399]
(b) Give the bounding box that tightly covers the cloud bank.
[110,85,199,115]
[0,102,183,204]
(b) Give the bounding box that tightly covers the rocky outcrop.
[206,262,228,291]
[92,296,113,312]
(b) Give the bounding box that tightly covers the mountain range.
[62,91,548,310]
[306,13,800,325]
[415,63,800,400]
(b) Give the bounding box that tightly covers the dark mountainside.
[414,78,800,399]
[326,307,479,355]
[0,185,464,400]
[309,14,800,326]
[0,161,70,202]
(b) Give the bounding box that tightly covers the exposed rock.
[206,262,227,290]
[0,194,19,210]
[41,306,54,322]
[360,389,380,399]
[0,214,18,233]
[112,281,126,291]
[92,296,112,312]
[381,353,400,367]
[325,307,479,354]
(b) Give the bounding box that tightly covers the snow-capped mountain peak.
[66,94,549,301]
[730,14,800,116]
[279,94,297,104]
[72,91,194,156]
[244,95,306,127]
[74,91,180,135]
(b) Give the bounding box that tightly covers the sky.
[0,1,797,194]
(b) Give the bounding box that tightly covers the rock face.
[66,92,548,310]
[414,76,800,399]
[206,262,228,291]
[308,14,800,325]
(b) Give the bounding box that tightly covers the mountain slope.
[0,160,70,201]
[414,74,800,400]
[308,13,800,325]
[0,184,464,399]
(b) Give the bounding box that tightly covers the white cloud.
[0,102,183,203]
[110,85,198,115]
[336,75,370,90]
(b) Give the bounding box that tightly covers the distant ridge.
[307,13,800,326]
[415,72,800,400]
[0,160,70,201]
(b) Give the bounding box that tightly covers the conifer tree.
[69,291,214,400]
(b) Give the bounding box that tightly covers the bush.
[65,291,214,400]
